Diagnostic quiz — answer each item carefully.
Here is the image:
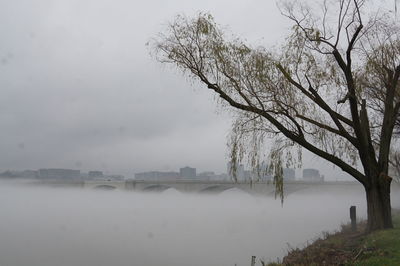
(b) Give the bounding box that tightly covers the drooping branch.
[276,63,358,147]
[200,75,367,185]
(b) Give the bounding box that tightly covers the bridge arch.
[94,185,117,190]
[142,184,171,192]
[219,187,253,195]
[199,185,235,194]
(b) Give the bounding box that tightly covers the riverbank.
[266,210,400,265]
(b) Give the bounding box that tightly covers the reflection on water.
[0,181,397,266]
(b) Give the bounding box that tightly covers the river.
[0,181,398,266]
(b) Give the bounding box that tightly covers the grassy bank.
[265,210,400,266]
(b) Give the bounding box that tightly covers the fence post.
[350,205,357,232]
[251,255,256,266]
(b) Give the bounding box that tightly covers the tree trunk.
[365,176,393,232]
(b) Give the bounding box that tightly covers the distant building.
[243,170,252,181]
[88,171,104,179]
[303,168,324,182]
[84,171,124,181]
[180,166,196,178]
[257,170,273,182]
[38,168,81,180]
[251,162,272,181]
[227,162,245,181]
[0,170,17,178]
[227,162,272,181]
[283,168,296,181]
[106,175,124,181]
[213,173,229,181]
[255,162,272,181]
[198,171,215,177]
[135,171,180,180]
[22,170,38,179]
[197,171,215,180]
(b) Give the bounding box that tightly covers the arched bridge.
[82,179,400,196]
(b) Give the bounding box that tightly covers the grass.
[351,213,400,266]
[263,210,400,266]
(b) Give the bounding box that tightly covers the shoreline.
[265,209,400,265]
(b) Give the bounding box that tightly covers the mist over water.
[0,181,399,266]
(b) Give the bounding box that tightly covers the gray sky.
[0,0,289,176]
[2,0,389,178]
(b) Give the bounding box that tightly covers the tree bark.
[365,175,393,232]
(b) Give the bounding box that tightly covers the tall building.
[180,166,196,178]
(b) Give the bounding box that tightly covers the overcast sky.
[1,0,392,178]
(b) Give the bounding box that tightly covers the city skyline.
[1,163,329,182]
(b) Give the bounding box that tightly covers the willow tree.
[152,0,399,232]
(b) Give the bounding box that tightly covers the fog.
[0,0,375,179]
[0,0,286,175]
[2,182,398,266]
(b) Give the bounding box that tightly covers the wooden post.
[350,205,357,232]
[251,256,256,266]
